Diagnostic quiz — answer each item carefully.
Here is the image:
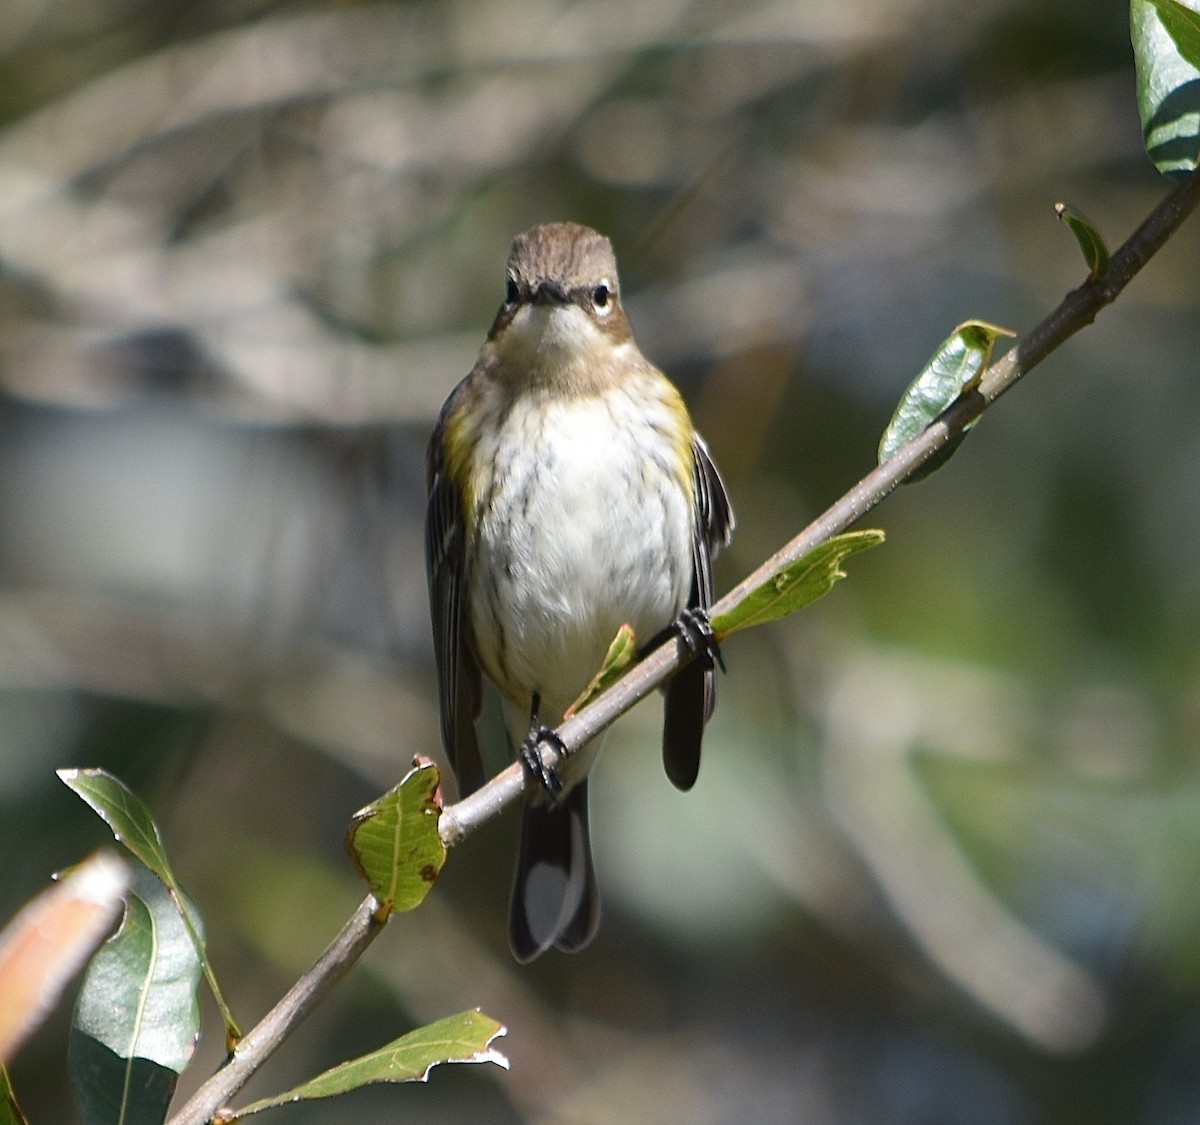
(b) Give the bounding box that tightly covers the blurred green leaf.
[878,320,1015,481]
[232,1010,507,1117]
[1132,0,1200,175]
[1054,202,1111,279]
[711,530,885,639]
[58,769,240,1045]
[567,623,637,715]
[345,760,446,916]
[0,1067,29,1125]
[69,865,201,1125]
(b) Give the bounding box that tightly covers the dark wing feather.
[661,434,735,791]
[425,402,484,795]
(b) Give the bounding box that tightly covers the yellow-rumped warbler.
[426,222,734,961]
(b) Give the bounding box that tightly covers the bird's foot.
[519,722,567,796]
[676,607,726,674]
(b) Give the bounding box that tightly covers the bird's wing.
[425,398,485,795]
[661,434,735,791]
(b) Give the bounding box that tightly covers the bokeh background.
[3,0,1200,1121]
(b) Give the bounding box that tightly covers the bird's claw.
[520,726,566,795]
[676,607,726,674]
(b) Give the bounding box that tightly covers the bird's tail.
[508,780,600,961]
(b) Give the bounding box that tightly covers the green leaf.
[58,770,177,886]
[566,624,638,716]
[1132,0,1200,176]
[878,320,1014,481]
[58,769,240,1046]
[0,1067,29,1125]
[1054,202,1111,279]
[231,1010,508,1118]
[711,530,885,639]
[1153,0,1200,66]
[70,1039,177,1125]
[69,864,202,1125]
[345,760,446,917]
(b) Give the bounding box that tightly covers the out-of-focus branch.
[168,167,1200,1123]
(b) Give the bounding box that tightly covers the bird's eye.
[592,282,614,315]
[505,275,519,306]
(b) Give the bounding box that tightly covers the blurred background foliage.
[1,0,1199,1121]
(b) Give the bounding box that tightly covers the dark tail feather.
[661,659,711,791]
[508,781,600,962]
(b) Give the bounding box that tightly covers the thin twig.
[168,167,1200,1124]
[168,897,384,1125]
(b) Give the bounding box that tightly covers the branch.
[168,168,1200,1124]
[440,166,1200,846]
[168,897,384,1125]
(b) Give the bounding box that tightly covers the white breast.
[467,382,694,724]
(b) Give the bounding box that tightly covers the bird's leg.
[675,607,726,674]
[519,692,566,796]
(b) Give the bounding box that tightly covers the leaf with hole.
[346,759,446,917]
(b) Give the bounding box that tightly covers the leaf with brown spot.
[346,761,446,916]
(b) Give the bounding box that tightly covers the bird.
[425,222,734,961]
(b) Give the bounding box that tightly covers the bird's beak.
[531,281,569,306]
